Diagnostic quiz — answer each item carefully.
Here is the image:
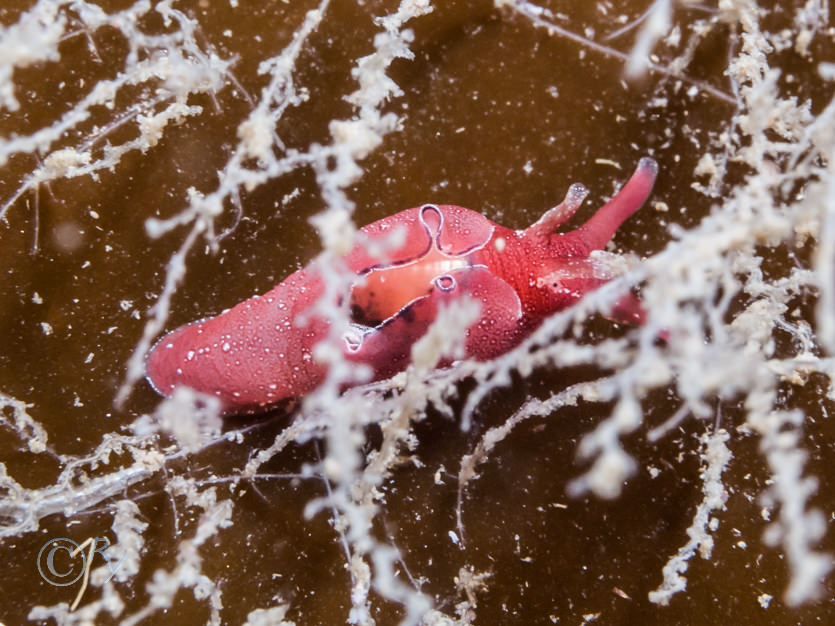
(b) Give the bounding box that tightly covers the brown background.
[0,1,833,624]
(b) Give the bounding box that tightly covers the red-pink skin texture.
[146,158,658,412]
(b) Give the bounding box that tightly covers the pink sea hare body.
[147,158,658,412]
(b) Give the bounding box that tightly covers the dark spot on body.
[399,305,416,324]
[351,303,382,327]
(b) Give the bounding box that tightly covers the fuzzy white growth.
[648,430,732,605]
[625,0,672,78]
[421,566,491,625]
[0,392,48,453]
[118,483,232,626]
[0,433,165,539]
[753,409,831,606]
[100,500,148,585]
[0,1,229,223]
[2,0,835,622]
[412,298,481,371]
[457,379,615,540]
[0,1,65,112]
[243,605,296,626]
[151,387,223,453]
